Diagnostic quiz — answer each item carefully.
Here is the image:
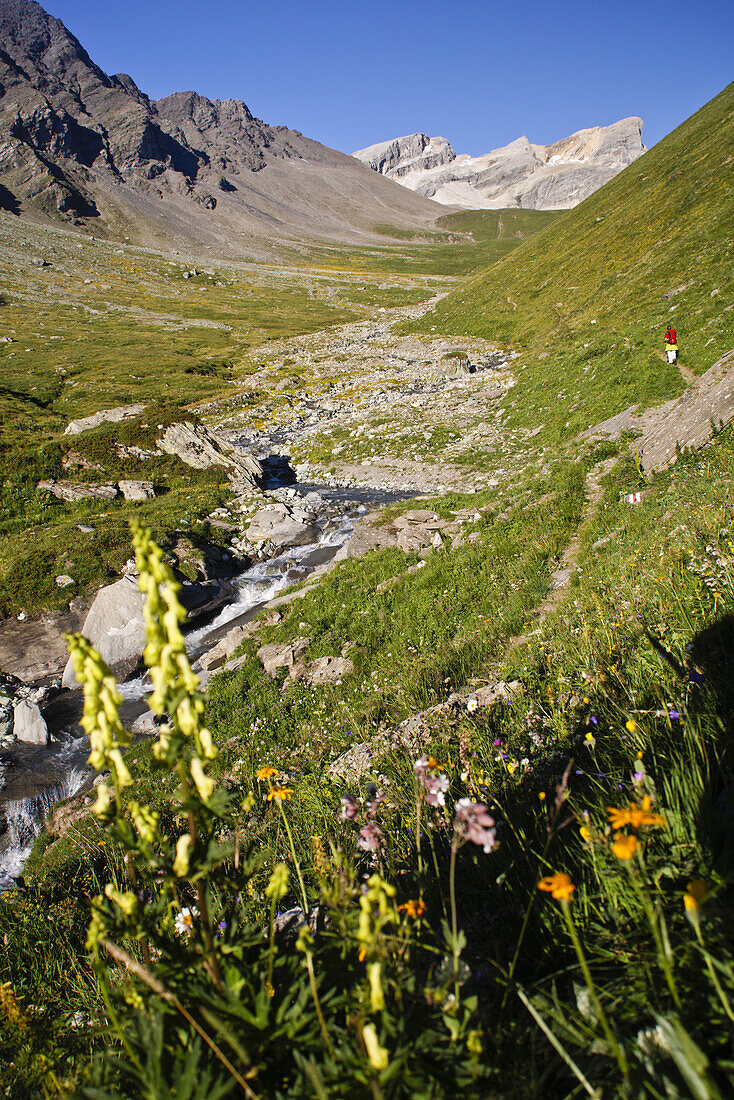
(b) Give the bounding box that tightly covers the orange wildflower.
[606,795,665,831]
[267,784,293,802]
[398,899,426,918]
[611,833,638,860]
[256,765,279,780]
[538,872,575,901]
[683,880,709,913]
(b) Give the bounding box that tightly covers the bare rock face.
[64,404,147,436]
[61,574,146,689]
[12,698,48,744]
[157,422,262,487]
[353,118,646,210]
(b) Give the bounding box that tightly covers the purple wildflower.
[668,709,680,720]
[453,799,497,853]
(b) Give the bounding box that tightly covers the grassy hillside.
[410,82,734,438]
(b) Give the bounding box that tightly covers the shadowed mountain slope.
[410,82,734,438]
[0,0,442,255]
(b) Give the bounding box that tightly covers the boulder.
[291,656,353,685]
[157,421,262,487]
[61,574,146,688]
[13,698,48,744]
[37,480,118,503]
[118,480,155,501]
[64,403,147,436]
[198,625,252,671]
[246,503,320,549]
[257,638,310,676]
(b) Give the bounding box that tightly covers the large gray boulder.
[118,480,155,501]
[62,575,146,689]
[246,503,320,550]
[158,422,262,487]
[64,404,147,436]
[13,698,48,744]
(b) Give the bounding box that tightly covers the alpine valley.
[1,1,734,1097]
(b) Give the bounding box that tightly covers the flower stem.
[695,923,734,1023]
[276,797,334,1058]
[449,842,460,999]
[560,900,629,1077]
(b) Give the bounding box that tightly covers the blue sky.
[49,0,732,154]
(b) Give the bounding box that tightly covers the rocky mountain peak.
[353,118,646,210]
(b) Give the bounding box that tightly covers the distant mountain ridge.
[353,118,645,210]
[0,0,441,253]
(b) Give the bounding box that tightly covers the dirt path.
[503,455,618,653]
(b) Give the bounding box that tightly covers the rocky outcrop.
[329,681,522,781]
[37,479,118,502]
[157,422,262,487]
[61,574,146,689]
[353,119,645,210]
[354,133,455,177]
[64,404,147,436]
[583,347,734,474]
[291,655,353,685]
[257,638,310,677]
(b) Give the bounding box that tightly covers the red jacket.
[665,327,677,344]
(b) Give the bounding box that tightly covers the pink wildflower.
[453,798,497,853]
[357,822,385,853]
[414,755,450,807]
[340,794,360,821]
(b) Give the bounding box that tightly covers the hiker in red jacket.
[664,324,678,364]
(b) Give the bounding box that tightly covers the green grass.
[408,81,734,438]
[295,208,558,277]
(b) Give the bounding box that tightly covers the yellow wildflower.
[362,1023,389,1071]
[684,879,709,913]
[579,825,592,842]
[625,719,637,733]
[611,833,638,860]
[538,872,575,901]
[368,961,385,1011]
[172,834,192,878]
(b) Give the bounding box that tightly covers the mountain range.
[0,0,441,254]
[352,119,645,209]
[0,0,645,255]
